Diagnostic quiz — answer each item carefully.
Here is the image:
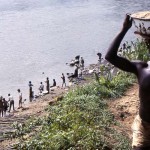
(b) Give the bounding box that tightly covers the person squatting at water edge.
[105,14,150,150]
[50,79,56,88]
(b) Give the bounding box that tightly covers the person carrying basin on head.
[105,14,150,150]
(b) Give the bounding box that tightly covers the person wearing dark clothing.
[28,81,33,102]
[3,98,8,116]
[75,55,80,60]
[50,79,57,88]
[97,52,102,62]
[80,57,84,68]
[46,77,50,94]
[68,66,79,81]
[74,66,78,77]
[105,14,150,150]
[53,79,56,86]
[0,97,3,117]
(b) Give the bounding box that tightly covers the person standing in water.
[28,81,33,102]
[105,14,150,150]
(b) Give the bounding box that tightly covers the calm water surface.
[0,0,149,104]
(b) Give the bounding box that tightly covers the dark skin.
[105,15,150,150]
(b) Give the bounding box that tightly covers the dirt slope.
[108,83,139,139]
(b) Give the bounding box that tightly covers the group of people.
[28,77,57,101]
[0,89,22,117]
[0,54,101,118]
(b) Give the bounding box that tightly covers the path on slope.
[108,83,139,139]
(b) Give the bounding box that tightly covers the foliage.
[12,70,133,150]
[11,39,148,149]
[120,39,149,61]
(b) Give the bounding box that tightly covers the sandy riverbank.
[0,60,106,149]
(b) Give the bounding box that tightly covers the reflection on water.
[0,0,149,104]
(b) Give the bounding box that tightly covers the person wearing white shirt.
[17,89,22,108]
[8,93,14,112]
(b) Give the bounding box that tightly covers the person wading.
[105,14,150,150]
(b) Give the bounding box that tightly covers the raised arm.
[105,14,137,74]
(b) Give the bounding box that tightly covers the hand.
[123,14,132,30]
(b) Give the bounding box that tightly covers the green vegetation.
[9,40,149,149]
[121,39,149,61]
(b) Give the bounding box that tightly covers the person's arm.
[105,14,137,74]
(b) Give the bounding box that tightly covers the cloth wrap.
[132,115,150,148]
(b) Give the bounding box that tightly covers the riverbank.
[108,83,139,139]
[0,60,136,149]
[0,61,105,149]
[0,87,66,149]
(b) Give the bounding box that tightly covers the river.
[0,0,149,104]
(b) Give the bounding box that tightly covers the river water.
[0,0,149,104]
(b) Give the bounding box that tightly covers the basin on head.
[131,11,150,38]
